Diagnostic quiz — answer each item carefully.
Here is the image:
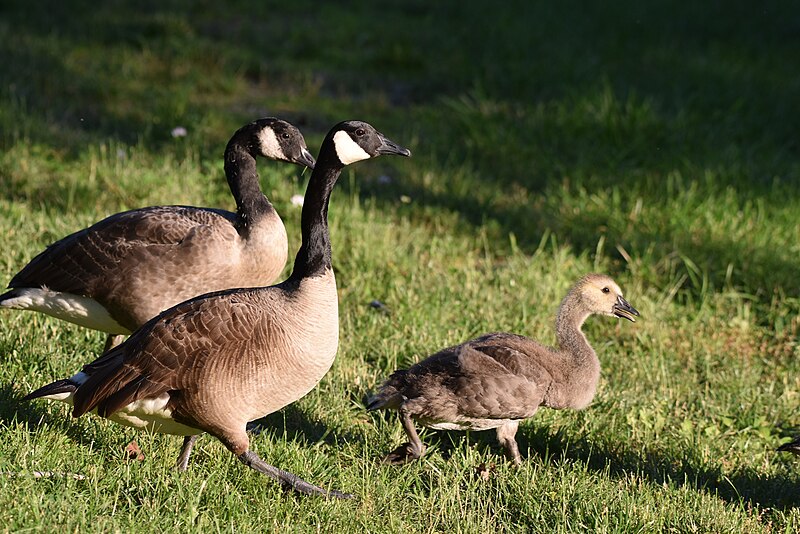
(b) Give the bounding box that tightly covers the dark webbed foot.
[238,450,353,499]
[384,408,427,465]
[383,441,427,464]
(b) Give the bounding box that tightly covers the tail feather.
[23,379,77,401]
[778,437,800,454]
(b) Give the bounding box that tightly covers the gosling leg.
[495,420,522,465]
[384,408,427,464]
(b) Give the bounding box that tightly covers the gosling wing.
[452,342,552,420]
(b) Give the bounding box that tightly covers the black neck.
[287,147,344,281]
[224,141,274,233]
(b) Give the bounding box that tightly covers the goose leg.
[384,408,427,464]
[175,435,199,471]
[496,421,522,465]
[103,334,125,353]
[238,450,353,499]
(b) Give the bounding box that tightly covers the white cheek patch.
[1,287,129,334]
[333,131,371,165]
[257,127,285,160]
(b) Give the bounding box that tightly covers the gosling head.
[328,120,412,166]
[576,273,640,322]
[245,117,317,169]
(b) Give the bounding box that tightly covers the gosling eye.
[602,287,610,294]
[355,128,365,136]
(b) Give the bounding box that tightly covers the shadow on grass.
[408,423,800,511]
[248,404,364,448]
[3,0,799,304]
[3,379,361,457]
[537,428,800,510]
[0,380,120,454]
[4,0,798,169]
[354,171,800,318]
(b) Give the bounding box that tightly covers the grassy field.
[1,0,799,531]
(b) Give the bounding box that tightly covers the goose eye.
[355,128,365,136]
[282,132,290,139]
[602,287,610,293]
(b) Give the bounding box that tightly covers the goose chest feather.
[1,118,315,346]
[24,120,411,499]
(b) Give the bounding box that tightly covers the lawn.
[1,0,799,532]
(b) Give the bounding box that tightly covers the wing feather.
[9,206,235,296]
[399,334,555,421]
[71,287,263,418]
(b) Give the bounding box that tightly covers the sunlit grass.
[1,0,799,531]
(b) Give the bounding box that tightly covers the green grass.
[1,0,799,531]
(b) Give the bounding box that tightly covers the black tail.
[22,379,77,401]
[778,438,800,453]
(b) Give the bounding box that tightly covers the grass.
[1,0,799,531]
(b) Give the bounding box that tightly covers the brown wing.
[470,332,555,381]
[72,286,261,418]
[9,206,236,296]
[449,342,551,419]
[398,334,553,421]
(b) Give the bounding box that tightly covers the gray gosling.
[778,437,800,455]
[368,273,639,465]
[1,118,315,352]
[23,120,411,499]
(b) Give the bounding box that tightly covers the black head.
[326,120,411,166]
[245,117,316,169]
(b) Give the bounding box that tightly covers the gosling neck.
[547,290,602,410]
[224,137,274,235]
[555,291,596,366]
[286,147,343,282]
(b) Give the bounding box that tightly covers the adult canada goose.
[367,274,639,465]
[1,118,316,352]
[23,120,411,499]
[778,437,800,455]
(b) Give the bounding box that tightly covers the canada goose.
[778,437,800,455]
[1,118,316,352]
[367,274,639,465]
[23,120,411,499]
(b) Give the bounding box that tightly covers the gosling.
[367,273,639,465]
